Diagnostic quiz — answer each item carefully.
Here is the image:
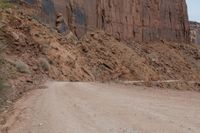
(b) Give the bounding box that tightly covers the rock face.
[190,21,200,45]
[24,0,190,43]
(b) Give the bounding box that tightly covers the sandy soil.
[1,82,200,133]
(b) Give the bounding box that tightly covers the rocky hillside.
[190,21,200,45]
[22,0,190,43]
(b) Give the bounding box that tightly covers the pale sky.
[186,0,200,22]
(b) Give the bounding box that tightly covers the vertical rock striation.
[23,0,190,43]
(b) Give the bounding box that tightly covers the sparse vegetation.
[39,57,50,71]
[15,60,31,74]
[0,0,13,9]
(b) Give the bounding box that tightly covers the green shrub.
[39,57,50,71]
[15,60,31,74]
[0,0,13,9]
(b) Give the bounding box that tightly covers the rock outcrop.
[190,21,200,45]
[23,0,190,43]
[1,5,200,103]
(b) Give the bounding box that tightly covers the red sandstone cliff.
[24,0,190,43]
[190,21,200,45]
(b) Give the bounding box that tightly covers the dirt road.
[1,82,200,133]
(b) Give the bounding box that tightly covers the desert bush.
[15,60,30,74]
[0,0,13,9]
[39,57,50,71]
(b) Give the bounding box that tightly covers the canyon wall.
[24,0,190,43]
[190,21,200,45]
